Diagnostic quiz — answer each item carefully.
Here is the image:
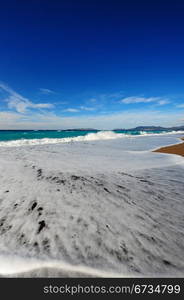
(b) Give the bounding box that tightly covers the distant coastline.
[0,125,184,131]
[114,125,184,132]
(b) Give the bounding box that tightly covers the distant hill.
[114,125,184,131]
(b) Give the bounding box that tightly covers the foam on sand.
[0,254,123,277]
[0,134,184,277]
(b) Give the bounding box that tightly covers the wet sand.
[154,138,184,157]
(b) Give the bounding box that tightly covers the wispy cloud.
[85,91,124,107]
[39,88,55,95]
[176,104,184,108]
[80,106,96,111]
[0,82,54,113]
[120,96,169,105]
[88,98,97,103]
[156,100,170,105]
[0,85,182,129]
[63,108,80,113]
[63,106,96,113]
[0,110,183,130]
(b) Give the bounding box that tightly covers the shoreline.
[153,137,184,157]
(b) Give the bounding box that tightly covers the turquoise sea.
[0,129,175,142]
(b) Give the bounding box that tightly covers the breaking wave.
[0,131,126,147]
[0,130,183,147]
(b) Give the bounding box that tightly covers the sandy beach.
[0,133,184,277]
[154,138,184,157]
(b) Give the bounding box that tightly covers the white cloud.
[88,98,97,103]
[63,108,80,113]
[39,88,55,95]
[63,106,96,113]
[0,111,21,122]
[0,82,54,113]
[157,100,170,105]
[0,84,182,129]
[80,106,96,111]
[120,96,169,105]
[176,104,184,108]
[0,109,183,130]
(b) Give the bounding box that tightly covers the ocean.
[0,129,183,144]
[0,129,175,142]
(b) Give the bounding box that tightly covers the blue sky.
[0,0,184,129]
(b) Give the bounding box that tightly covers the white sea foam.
[0,134,184,277]
[0,254,123,277]
[139,130,184,136]
[0,130,183,147]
